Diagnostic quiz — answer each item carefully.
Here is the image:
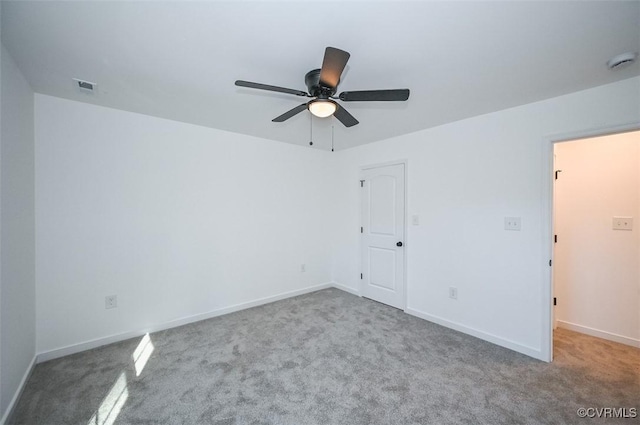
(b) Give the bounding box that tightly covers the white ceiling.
[2,1,639,150]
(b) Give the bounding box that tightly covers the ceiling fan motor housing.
[305,69,336,97]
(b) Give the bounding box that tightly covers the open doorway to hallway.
[552,130,640,356]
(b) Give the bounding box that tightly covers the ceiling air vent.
[73,78,97,92]
[607,52,637,70]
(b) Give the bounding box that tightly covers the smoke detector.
[607,52,637,70]
[73,78,97,92]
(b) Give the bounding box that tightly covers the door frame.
[541,122,639,362]
[359,159,408,311]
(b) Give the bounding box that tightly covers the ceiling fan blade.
[338,89,410,102]
[235,80,308,97]
[333,104,359,127]
[272,103,309,122]
[319,47,350,89]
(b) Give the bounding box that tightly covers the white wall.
[0,44,36,420]
[0,21,3,424]
[0,14,3,420]
[554,132,639,346]
[35,95,336,356]
[24,74,640,365]
[331,76,640,359]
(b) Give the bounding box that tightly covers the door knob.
[396,241,403,247]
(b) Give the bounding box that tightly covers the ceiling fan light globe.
[308,99,337,118]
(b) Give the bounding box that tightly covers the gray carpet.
[9,288,640,425]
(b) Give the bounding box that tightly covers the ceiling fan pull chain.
[331,126,335,152]
[309,114,313,146]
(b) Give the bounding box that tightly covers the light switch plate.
[504,217,521,231]
[412,214,420,226]
[612,216,633,230]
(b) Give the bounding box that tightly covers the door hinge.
[554,234,557,243]
[549,259,552,267]
[360,273,363,279]
[553,297,557,306]
[360,180,365,187]
[555,170,562,180]
[360,227,363,233]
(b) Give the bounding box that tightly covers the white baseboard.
[0,355,37,425]
[556,320,640,348]
[37,282,333,363]
[405,307,544,361]
[330,281,361,296]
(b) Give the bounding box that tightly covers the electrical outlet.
[300,264,306,272]
[504,217,521,231]
[449,287,458,300]
[105,295,117,309]
[612,216,633,230]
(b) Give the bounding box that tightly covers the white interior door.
[361,163,405,309]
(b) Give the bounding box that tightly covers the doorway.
[360,161,406,310]
[550,129,640,359]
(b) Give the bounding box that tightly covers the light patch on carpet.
[133,333,154,377]
[87,371,128,425]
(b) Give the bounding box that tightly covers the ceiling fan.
[235,47,410,128]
